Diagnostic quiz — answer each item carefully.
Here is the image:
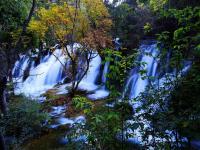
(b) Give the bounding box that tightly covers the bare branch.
[51,52,68,73]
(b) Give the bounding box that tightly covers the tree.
[109,0,154,49]
[149,0,168,11]
[0,0,36,149]
[137,0,168,11]
[168,0,200,9]
[65,48,139,149]
[28,0,112,96]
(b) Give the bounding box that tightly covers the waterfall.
[13,48,66,97]
[123,42,159,100]
[13,47,109,99]
[122,41,193,144]
[122,41,191,101]
[13,41,171,100]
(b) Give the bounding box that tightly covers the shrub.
[0,96,48,147]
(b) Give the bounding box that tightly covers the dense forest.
[0,0,200,149]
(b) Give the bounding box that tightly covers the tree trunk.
[15,0,36,51]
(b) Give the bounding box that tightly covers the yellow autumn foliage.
[28,0,112,44]
[82,0,111,28]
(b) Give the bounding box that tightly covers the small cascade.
[86,38,121,100]
[40,52,50,63]
[87,59,110,100]
[102,61,110,89]
[13,55,30,78]
[45,55,65,85]
[123,42,159,100]
[79,54,102,91]
[12,60,20,77]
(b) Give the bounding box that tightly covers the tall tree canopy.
[28,0,112,48]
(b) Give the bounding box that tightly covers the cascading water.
[102,61,110,88]
[45,54,65,85]
[13,48,66,97]
[122,41,192,144]
[120,41,160,143]
[87,38,121,100]
[123,42,159,100]
[13,47,110,99]
[12,40,193,144]
[13,41,189,101]
[12,55,30,78]
[87,60,110,100]
[78,54,102,91]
